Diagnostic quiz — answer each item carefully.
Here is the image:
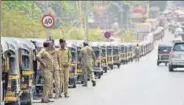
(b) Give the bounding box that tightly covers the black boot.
[92,80,96,87]
[64,93,69,98]
[41,99,49,103]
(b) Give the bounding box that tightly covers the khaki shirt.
[36,48,53,71]
[56,47,72,67]
[48,47,59,66]
[80,46,95,65]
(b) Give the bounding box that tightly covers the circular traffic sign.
[104,31,111,39]
[41,14,55,29]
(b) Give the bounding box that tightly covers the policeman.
[80,42,96,87]
[36,41,53,103]
[56,39,72,98]
[48,39,60,99]
[135,44,140,62]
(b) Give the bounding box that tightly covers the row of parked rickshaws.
[1,37,154,105]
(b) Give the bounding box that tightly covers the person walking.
[80,42,96,87]
[48,39,60,99]
[135,44,140,62]
[36,41,53,103]
[56,39,72,98]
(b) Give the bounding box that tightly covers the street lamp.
[0,0,2,104]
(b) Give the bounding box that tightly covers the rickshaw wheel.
[117,64,120,68]
[157,62,159,66]
[72,83,76,88]
[169,65,174,72]
[110,65,113,70]
[27,101,32,105]
[13,97,21,105]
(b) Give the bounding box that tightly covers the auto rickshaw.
[28,39,45,97]
[66,40,78,88]
[1,37,22,105]
[90,42,103,79]
[157,43,172,66]
[13,38,36,105]
[111,42,121,68]
[99,42,108,73]
[106,43,113,69]
[76,41,85,83]
[120,43,128,64]
[128,43,135,62]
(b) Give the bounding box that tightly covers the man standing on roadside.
[80,42,96,87]
[36,41,53,103]
[48,39,60,99]
[57,39,72,98]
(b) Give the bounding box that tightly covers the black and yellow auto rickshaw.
[13,38,36,105]
[99,42,108,73]
[28,39,45,97]
[66,41,78,88]
[157,43,172,66]
[76,41,85,83]
[1,38,22,105]
[90,42,103,79]
[106,43,114,69]
[120,43,128,64]
[111,42,121,68]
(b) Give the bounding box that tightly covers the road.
[34,30,184,105]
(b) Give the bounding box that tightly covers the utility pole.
[0,0,2,104]
[84,1,89,42]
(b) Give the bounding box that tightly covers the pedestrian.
[79,42,96,87]
[36,41,53,103]
[48,39,60,99]
[135,44,140,62]
[56,39,71,98]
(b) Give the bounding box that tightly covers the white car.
[169,41,184,71]
[174,27,183,37]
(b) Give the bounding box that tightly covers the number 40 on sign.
[41,14,55,29]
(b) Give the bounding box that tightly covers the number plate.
[77,69,82,73]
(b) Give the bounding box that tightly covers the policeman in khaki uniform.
[56,39,72,98]
[80,42,96,87]
[36,41,53,103]
[135,44,140,62]
[48,40,60,99]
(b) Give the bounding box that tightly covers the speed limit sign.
[41,14,55,28]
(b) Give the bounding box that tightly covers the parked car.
[169,41,184,71]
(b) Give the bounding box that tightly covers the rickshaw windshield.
[2,57,5,71]
[71,52,76,62]
[101,49,106,57]
[158,46,172,53]
[94,51,100,58]
[22,55,30,70]
[9,57,16,74]
[107,49,112,55]
[113,49,119,55]
[121,47,125,53]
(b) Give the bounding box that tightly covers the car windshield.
[158,46,172,53]
[173,43,184,51]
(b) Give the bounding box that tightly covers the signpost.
[41,14,55,40]
[104,31,111,39]
[104,31,112,42]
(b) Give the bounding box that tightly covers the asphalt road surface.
[34,29,184,105]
